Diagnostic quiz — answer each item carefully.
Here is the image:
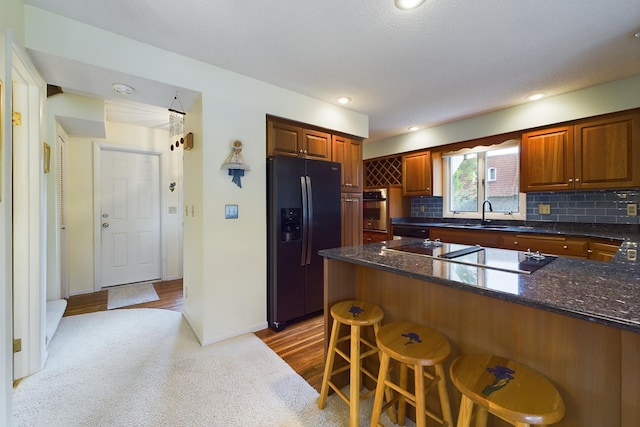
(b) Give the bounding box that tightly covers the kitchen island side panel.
[323,258,631,427]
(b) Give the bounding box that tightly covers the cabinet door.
[303,129,331,161]
[341,193,362,247]
[574,111,640,190]
[588,239,621,262]
[520,126,574,192]
[402,150,432,196]
[332,135,363,193]
[267,120,303,157]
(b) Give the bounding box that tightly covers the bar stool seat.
[318,300,389,427]
[370,321,454,427]
[449,354,565,427]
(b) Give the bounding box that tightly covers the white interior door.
[99,149,161,288]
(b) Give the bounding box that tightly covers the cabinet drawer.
[363,230,389,244]
[429,228,500,248]
[500,234,589,258]
[589,239,622,262]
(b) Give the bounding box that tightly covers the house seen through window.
[443,140,525,220]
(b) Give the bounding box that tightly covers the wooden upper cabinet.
[402,150,432,196]
[302,129,332,161]
[332,135,363,193]
[521,126,574,192]
[266,119,331,161]
[574,111,640,190]
[267,120,303,157]
[521,110,640,192]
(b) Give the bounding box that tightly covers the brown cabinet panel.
[363,230,388,244]
[520,126,574,192]
[429,227,500,248]
[303,129,332,161]
[341,193,362,247]
[402,150,432,196]
[575,112,640,189]
[332,135,362,193]
[589,239,622,262]
[267,120,303,157]
[521,109,640,192]
[499,233,589,258]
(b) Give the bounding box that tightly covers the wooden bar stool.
[370,322,454,427]
[449,354,565,427]
[318,300,391,427]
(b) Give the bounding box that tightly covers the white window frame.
[442,140,526,220]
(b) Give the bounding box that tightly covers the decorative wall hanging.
[221,140,250,188]
[170,132,194,153]
[169,182,176,192]
[168,93,186,137]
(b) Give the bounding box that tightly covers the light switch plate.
[225,204,238,219]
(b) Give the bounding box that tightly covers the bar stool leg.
[435,364,454,427]
[369,352,391,427]
[397,363,408,426]
[414,365,427,427]
[373,323,397,425]
[318,318,341,409]
[456,395,474,427]
[350,324,361,427]
[474,407,488,427]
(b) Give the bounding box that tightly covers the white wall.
[364,75,640,159]
[24,6,369,346]
[64,120,174,295]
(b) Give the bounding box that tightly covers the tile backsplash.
[410,189,640,224]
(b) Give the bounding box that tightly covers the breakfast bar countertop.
[319,237,640,333]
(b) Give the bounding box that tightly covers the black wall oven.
[363,188,388,232]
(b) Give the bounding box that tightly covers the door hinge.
[13,338,22,353]
[12,111,22,126]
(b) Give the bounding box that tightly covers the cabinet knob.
[346,183,352,187]
[568,178,573,183]
[514,241,518,245]
[563,245,568,249]
[575,178,580,182]
[299,149,304,154]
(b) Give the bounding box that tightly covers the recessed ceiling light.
[112,83,135,96]
[337,97,352,105]
[526,93,545,101]
[395,0,427,10]
[635,31,640,39]
[408,126,419,131]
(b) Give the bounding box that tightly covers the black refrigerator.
[267,156,342,331]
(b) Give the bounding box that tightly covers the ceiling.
[25,0,640,142]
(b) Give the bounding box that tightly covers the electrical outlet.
[538,204,551,215]
[628,249,638,262]
[627,203,637,216]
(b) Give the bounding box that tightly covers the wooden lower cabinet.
[341,193,362,247]
[363,230,388,244]
[499,233,589,258]
[589,239,622,261]
[429,227,500,248]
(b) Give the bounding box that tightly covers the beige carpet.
[107,282,159,309]
[12,308,406,426]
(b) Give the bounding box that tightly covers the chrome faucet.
[481,200,493,225]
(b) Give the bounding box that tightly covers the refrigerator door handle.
[300,176,309,266]
[305,176,313,265]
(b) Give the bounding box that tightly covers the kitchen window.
[442,139,526,220]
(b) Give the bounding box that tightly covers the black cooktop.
[383,240,557,274]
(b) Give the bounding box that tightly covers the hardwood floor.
[63,280,326,392]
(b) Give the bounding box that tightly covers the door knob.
[102,223,109,228]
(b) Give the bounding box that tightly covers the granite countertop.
[319,237,640,333]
